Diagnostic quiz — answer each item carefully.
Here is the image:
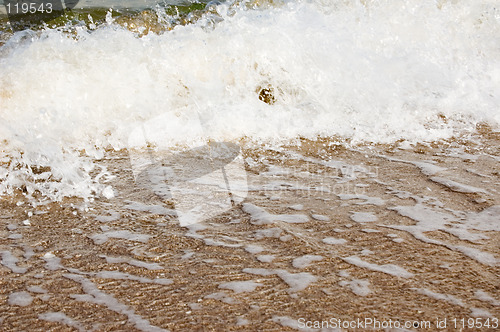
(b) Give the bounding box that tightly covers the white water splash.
[1,0,499,200]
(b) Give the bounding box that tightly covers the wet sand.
[1,132,499,331]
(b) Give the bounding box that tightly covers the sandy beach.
[1,132,499,331]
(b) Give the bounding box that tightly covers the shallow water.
[0,135,499,330]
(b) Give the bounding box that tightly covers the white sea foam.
[289,204,304,211]
[470,308,493,318]
[204,292,237,304]
[272,316,313,331]
[27,286,47,294]
[339,278,372,297]
[8,291,33,306]
[415,288,465,307]
[203,237,242,248]
[96,270,173,285]
[236,317,249,326]
[430,176,489,194]
[95,210,121,222]
[243,267,317,292]
[1,250,27,273]
[338,194,385,206]
[257,255,275,263]
[292,254,323,269]
[322,237,347,245]
[311,214,329,221]
[244,244,265,254]
[275,270,318,292]
[42,252,64,270]
[1,0,499,200]
[254,227,283,239]
[39,312,86,332]
[90,230,152,244]
[218,281,262,293]
[474,290,500,306]
[343,256,414,278]
[388,203,499,265]
[350,212,378,223]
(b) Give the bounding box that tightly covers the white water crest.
[0,0,499,200]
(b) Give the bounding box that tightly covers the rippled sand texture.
[1,133,499,331]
